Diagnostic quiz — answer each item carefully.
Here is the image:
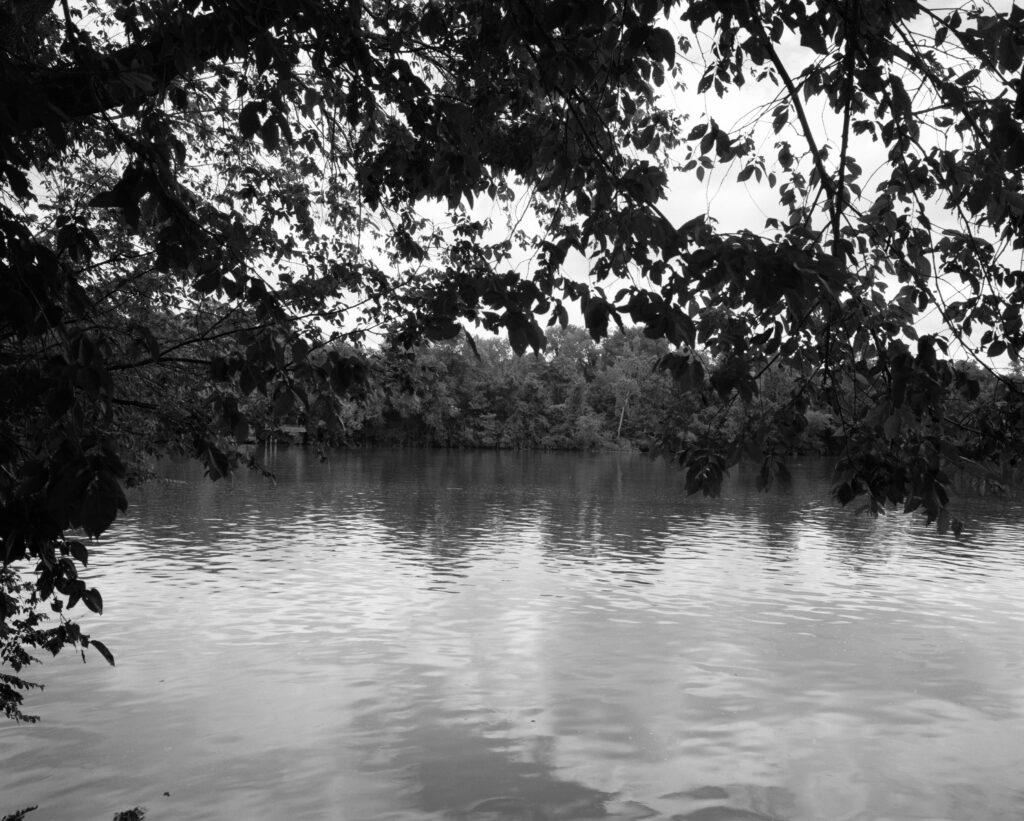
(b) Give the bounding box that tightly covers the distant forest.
[257,326,1007,480]
[275,326,845,456]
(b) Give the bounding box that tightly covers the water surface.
[3,449,1023,820]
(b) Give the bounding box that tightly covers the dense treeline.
[345,326,697,450]
[273,328,1018,505]
[300,326,840,456]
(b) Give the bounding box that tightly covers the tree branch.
[832,0,859,262]
[743,0,838,232]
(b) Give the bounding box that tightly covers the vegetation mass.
[326,326,838,453]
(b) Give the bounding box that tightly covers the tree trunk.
[616,395,629,440]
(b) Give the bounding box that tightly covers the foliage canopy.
[4,0,1024,716]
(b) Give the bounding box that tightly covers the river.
[2,449,1024,820]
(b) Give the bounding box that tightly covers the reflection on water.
[3,449,1024,820]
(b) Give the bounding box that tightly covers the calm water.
[3,449,1024,821]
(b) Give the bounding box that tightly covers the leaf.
[67,540,88,567]
[196,268,222,294]
[647,27,676,67]
[524,317,547,353]
[686,122,708,140]
[507,320,529,356]
[90,639,115,667]
[799,22,828,55]
[635,123,656,149]
[424,319,462,341]
[291,339,309,364]
[4,164,32,199]
[67,583,82,610]
[78,473,125,538]
[957,68,981,86]
[582,298,610,341]
[259,119,280,152]
[1002,31,1024,73]
[254,32,274,73]
[82,587,103,615]
[463,329,481,361]
[889,75,912,120]
[238,101,262,139]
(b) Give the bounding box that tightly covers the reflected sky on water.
[3,449,1024,820]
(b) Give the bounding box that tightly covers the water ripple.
[4,451,1024,821]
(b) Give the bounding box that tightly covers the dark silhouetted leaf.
[90,639,115,667]
[82,588,103,615]
[238,101,262,139]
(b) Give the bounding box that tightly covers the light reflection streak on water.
[2,449,1024,821]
